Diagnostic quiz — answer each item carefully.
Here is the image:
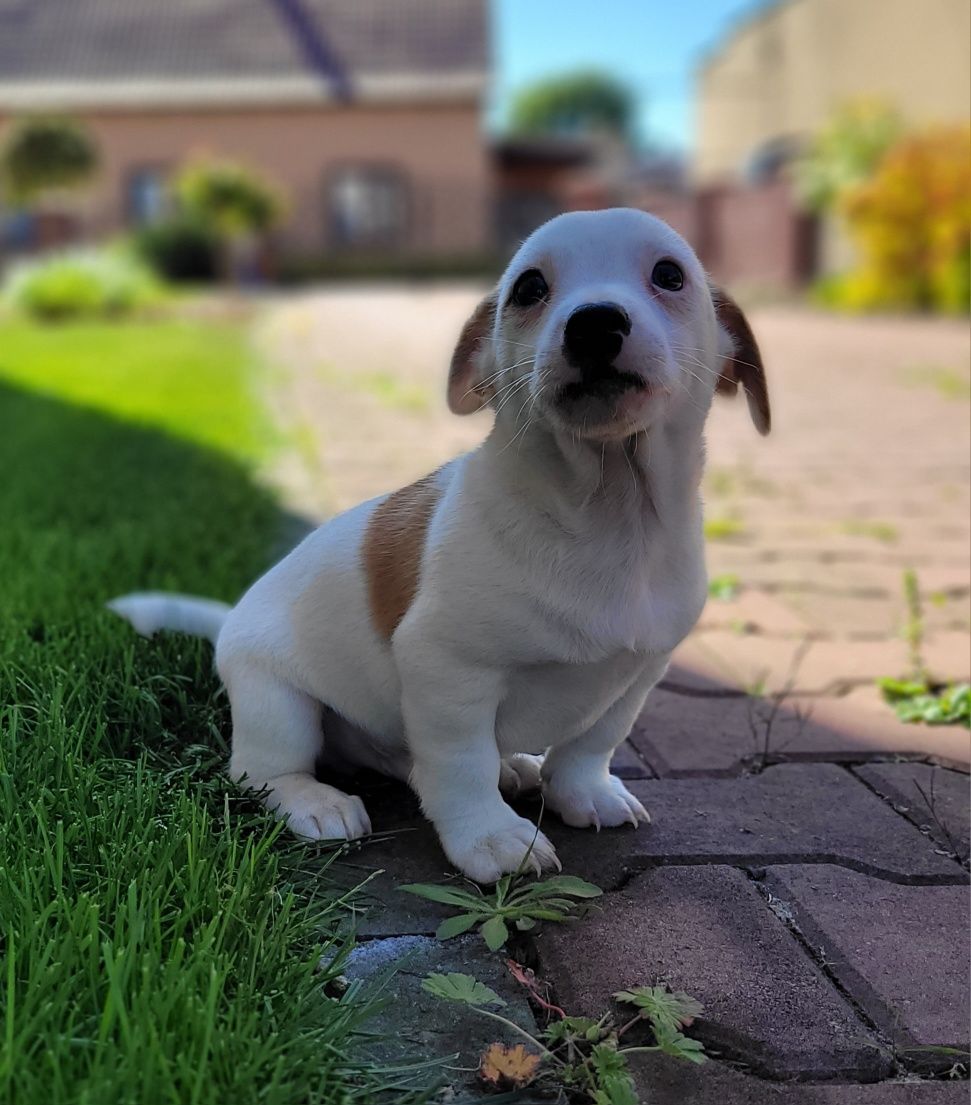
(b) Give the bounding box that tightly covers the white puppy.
[110,208,770,883]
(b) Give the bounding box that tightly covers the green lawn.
[0,319,422,1104]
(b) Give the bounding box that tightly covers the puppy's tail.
[107,592,231,645]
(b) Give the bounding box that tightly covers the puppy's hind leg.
[222,659,370,841]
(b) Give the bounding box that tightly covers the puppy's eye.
[511,269,549,307]
[651,260,684,291]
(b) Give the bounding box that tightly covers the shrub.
[841,126,970,312]
[817,125,971,314]
[3,249,158,320]
[0,116,99,203]
[134,216,220,282]
[795,100,902,212]
[176,159,284,240]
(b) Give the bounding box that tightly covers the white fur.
[110,209,764,883]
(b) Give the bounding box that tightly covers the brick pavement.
[260,296,969,1100]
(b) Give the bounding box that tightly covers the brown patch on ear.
[711,285,771,435]
[447,289,499,415]
[362,473,443,639]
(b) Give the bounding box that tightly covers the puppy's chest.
[496,652,651,753]
[549,523,705,659]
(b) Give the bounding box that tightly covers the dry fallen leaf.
[478,1042,542,1089]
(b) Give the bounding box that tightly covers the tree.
[508,71,635,142]
[175,158,286,282]
[0,116,99,204]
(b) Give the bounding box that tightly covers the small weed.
[841,519,899,544]
[422,971,705,1100]
[399,872,602,950]
[747,639,814,769]
[899,364,971,402]
[877,570,971,728]
[913,773,971,865]
[708,573,741,601]
[704,516,746,542]
[880,679,971,727]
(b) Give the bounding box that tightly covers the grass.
[0,319,419,1104]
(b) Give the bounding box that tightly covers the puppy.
[110,208,769,883]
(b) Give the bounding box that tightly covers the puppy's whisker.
[678,345,762,373]
[673,378,709,417]
[492,375,532,417]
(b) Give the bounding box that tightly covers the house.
[0,0,490,261]
[696,0,971,186]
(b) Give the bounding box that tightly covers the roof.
[0,0,488,110]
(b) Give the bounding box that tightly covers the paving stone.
[630,1052,971,1104]
[685,631,911,694]
[788,688,971,770]
[922,632,971,683]
[536,865,889,1079]
[632,684,971,776]
[546,765,965,884]
[763,866,971,1061]
[609,737,654,778]
[854,763,970,861]
[664,637,745,692]
[782,590,904,638]
[698,590,813,635]
[337,781,456,937]
[341,933,541,1098]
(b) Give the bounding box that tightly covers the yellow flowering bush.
[836,125,971,313]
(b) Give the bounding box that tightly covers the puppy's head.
[448,208,770,441]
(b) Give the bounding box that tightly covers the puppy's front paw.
[544,772,650,830]
[264,775,372,841]
[499,752,544,797]
[439,810,560,883]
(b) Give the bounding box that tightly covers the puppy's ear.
[711,285,771,435]
[447,289,499,415]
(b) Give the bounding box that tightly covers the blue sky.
[490,0,771,150]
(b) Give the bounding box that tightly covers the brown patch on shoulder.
[363,472,443,639]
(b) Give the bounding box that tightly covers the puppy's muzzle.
[563,302,631,370]
[559,302,645,404]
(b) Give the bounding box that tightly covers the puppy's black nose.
[563,303,631,368]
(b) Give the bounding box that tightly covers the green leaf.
[530,875,603,899]
[422,972,506,1007]
[877,677,928,701]
[480,914,510,951]
[590,1044,638,1105]
[397,882,483,909]
[652,1023,707,1065]
[516,908,570,922]
[514,916,537,931]
[614,986,704,1033]
[435,913,481,940]
[544,1016,601,1045]
[708,573,741,601]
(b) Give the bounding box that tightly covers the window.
[127,166,169,226]
[327,166,408,250]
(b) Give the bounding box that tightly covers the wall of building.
[696,0,971,183]
[0,100,491,257]
[634,179,816,293]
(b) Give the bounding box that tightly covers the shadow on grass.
[0,376,317,764]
